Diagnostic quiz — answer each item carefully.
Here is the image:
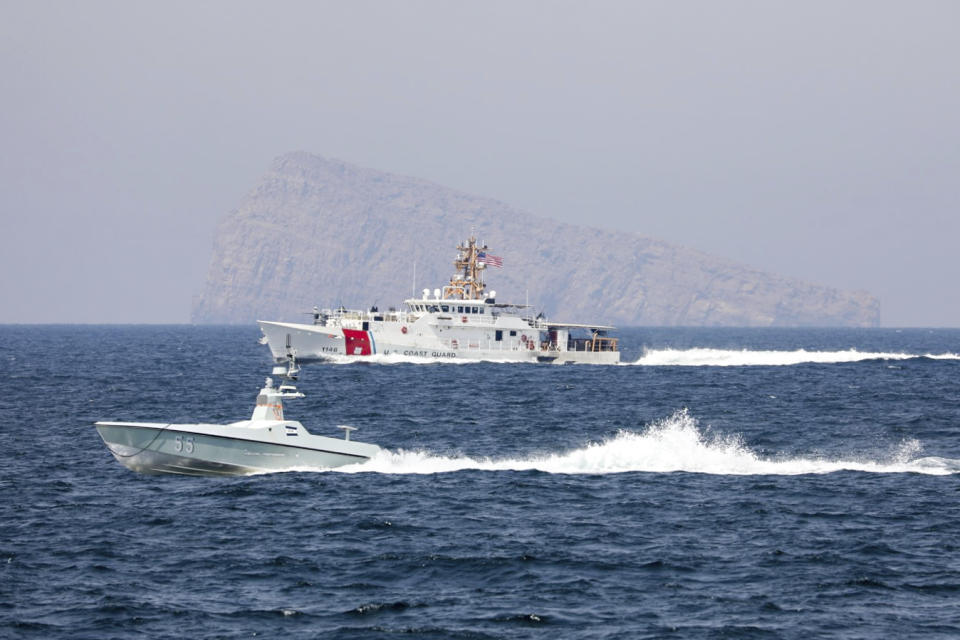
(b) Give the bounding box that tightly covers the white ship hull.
[258,319,619,365]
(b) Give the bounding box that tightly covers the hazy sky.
[2,1,958,325]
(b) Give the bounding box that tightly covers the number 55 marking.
[174,435,195,454]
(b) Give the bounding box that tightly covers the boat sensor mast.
[443,235,488,300]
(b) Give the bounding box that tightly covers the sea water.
[2,326,959,638]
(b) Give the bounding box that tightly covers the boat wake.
[312,348,960,367]
[625,348,960,367]
[322,410,960,477]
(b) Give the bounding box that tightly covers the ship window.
[471,306,478,314]
[495,330,502,341]
[510,330,517,337]
[457,306,463,313]
[479,307,485,314]
[441,305,449,312]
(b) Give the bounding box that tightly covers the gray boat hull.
[95,421,379,477]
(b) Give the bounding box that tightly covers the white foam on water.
[312,348,960,367]
[322,410,959,477]
[926,352,960,360]
[625,348,960,367]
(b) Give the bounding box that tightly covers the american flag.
[477,251,503,268]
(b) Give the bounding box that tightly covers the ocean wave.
[323,410,959,477]
[625,348,960,367]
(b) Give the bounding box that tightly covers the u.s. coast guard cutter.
[258,235,620,364]
[94,361,379,476]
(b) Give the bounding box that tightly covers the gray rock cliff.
[192,152,880,327]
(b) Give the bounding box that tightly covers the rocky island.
[192,152,879,327]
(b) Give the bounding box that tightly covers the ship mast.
[443,235,487,300]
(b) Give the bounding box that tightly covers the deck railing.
[567,337,619,352]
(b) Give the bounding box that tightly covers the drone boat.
[94,361,378,476]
